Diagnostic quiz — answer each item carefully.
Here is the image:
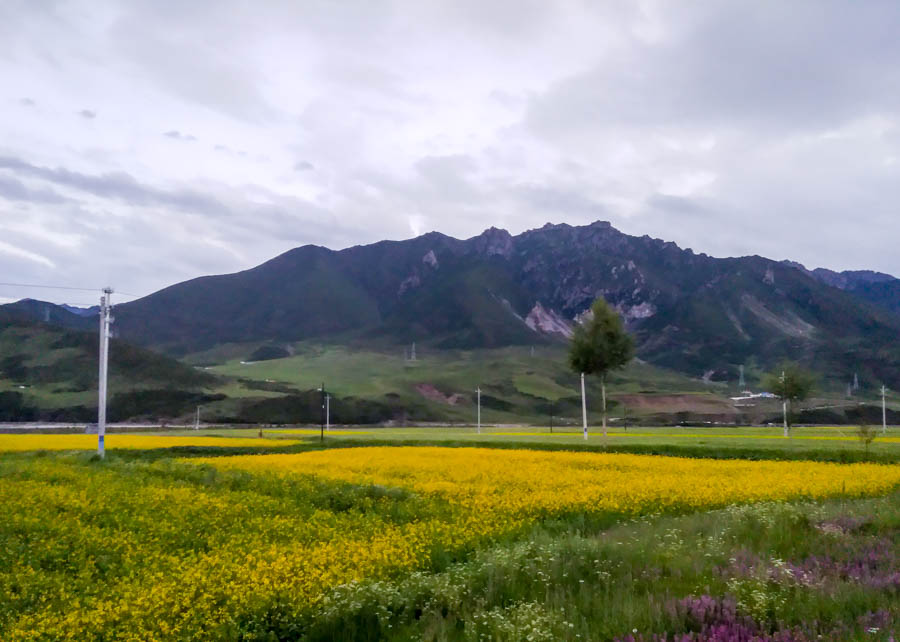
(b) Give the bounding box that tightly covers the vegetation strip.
[0,434,300,452]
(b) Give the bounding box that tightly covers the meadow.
[2,431,900,640]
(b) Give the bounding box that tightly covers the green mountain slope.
[0,308,219,421]
[8,221,900,388]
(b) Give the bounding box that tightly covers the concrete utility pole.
[326,394,330,431]
[319,382,326,442]
[476,387,481,434]
[194,406,201,430]
[581,372,588,440]
[781,370,789,438]
[97,288,113,458]
[738,365,745,389]
[883,385,888,434]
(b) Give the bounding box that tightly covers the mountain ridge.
[6,221,900,386]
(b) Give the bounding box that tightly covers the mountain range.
[5,220,900,388]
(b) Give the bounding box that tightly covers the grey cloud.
[78,109,96,119]
[645,194,712,218]
[163,130,197,141]
[414,155,480,203]
[0,156,225,214]
[0,174,70,204]
[5,0,900,297]
[515,185,607,218]
[528,3,900,138]
[108,5,280,123]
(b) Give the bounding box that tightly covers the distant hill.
[0,307,218,421]
[784,262,900,319]
[3,299,97,332]
[8,221,900,387]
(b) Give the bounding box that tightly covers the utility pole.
[476,387,481,434]
[581,372,588,440]
[738,365,745,390]
[781,370,788,438]
[194,405,201,430]
[326,394,330,431]
[97,288,113,458]
[320,382,325,443]
[549,400,554,434]
[883,385,888,434]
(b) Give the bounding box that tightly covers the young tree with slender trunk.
[568,298,634,438]
[762,363,816,437]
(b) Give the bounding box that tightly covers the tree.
[569,298,634,438]
[856,421,877,459]
[762,363,816,437]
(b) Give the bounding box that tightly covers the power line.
[0,282,101,292]
[0,282,140,298]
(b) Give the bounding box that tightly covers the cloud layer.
[2,0,900,303]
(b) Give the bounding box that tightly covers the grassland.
[5,329,896,425]
[192,342,753,424]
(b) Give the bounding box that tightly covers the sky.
[2,0,900,306]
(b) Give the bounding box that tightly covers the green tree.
[762,363,816,437]
[856,421,877,459]
[568,298,634,437]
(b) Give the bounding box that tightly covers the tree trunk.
[601,374,608,438]
[581,372,588,440]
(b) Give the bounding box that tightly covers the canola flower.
[0,433,299,452]
[198,447,900,519]
[492,431,900,443]
[3,447,900,639]
[266,428,376,435]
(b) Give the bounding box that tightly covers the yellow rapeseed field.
[0,433,299,452]
[3,446,900,639]
[197,446,900,518]
[490,431,900,442]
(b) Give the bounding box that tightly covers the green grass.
[302,492,900,641]
[196,343,735,423]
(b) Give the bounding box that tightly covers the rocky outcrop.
[422,250,438,268]
[525,302,573,338]
[471,227,513,258]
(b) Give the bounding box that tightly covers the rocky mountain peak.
[471,226,513,258]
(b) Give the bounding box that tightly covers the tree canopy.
[762,363,816,404]
[568,298,634,378]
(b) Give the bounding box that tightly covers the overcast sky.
[2,1,900,305]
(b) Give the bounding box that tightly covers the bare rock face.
[472,227,513,258]
[525,302,573,338]
[619,301,657,322]
[422,250,438,268]
[398,273,421,296]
